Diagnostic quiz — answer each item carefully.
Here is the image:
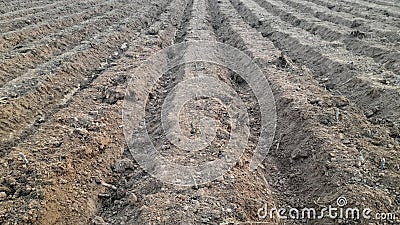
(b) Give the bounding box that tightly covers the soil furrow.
[281,0,400,43]
[211,0,399,224]
[0,0,64,14]
[0,0,399,224]
[305,0,400,27]
[0,0,143,88]
[96,0,278,223]
[0,0,106,33]
[230,0,400,132]
[0,0,76,20]
[0,0,172,224]
[362,0,400,8]
[253,0,400,75]
[0,0,168,157]
[339,0,400,18]
[0,2,112,53]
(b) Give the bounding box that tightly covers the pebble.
[342,139,351,144]
[120,42,128,51]
[114,159,134,173]
[395,164,400,171]
[365,109,375,118]
[359,154,365,164]
[89,111,99,116]
[92,216,107,225]
[379,158,386,170]
[201,217,210,223]
[0,192,7,201]
[147,27,159,35]
[128,193,138,204]
[59,178,67,184]
[93,176,102,184]
[100,62,108,68]
[355,155,365,167]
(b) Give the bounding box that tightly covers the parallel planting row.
[0,0,398,223]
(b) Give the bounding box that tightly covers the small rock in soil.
[128,193,138,205]
[379,158,386,170]
[92,216,108,225]
[350,30,366,39]
[291,148,309,160]
[146,22,162,35]
[147,28,158,35]
[355,154,365,168]
[0,192,7,201]
[89,111,99,116]
[113,158,134,173]
[120,42,128,51]
[93,176,102,184]
[101,89,124,104]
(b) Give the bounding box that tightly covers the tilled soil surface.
[0,0,399,224]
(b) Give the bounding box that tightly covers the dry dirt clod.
[59,178,67,184]
[2,0,400,223]
[146,22,162,35]
[113,159,134,173]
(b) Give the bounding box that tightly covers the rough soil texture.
[0,0,399,224]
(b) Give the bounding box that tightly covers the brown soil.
[0,0,399,224]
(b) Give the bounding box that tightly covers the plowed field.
[0,0,399,224]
